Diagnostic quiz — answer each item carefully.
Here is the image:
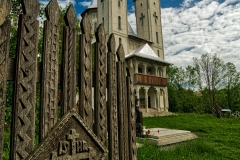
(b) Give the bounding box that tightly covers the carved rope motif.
[117,45,129,160]
[80,13,92,128]
[107,34,119,159]
[40,0,60,141]
[94,24,107,145]
[62,5,76,115]
[0,19,11,160]
[11,1,40,158]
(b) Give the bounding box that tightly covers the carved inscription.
[40,0,60,141]
[116,45,129,160]
[62,5,76,115]
[94,24,107,145]
[50,129,96,160]
[0,20,11,160]
[107,34,119,159]
[80,13,93,128]
[127,60,137,160]
[10,0,39,159]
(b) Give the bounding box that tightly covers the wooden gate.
[0,0,136,159]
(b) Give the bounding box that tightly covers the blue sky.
[39,0,240,71]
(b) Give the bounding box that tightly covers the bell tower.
[134,0,165,59]
[97,0,128,52]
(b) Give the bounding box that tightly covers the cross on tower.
[153,12,158,24]
[140,13,145,25]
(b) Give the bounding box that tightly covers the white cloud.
[79,1,92,7]
[160,0,240,71]
[39,0,76,8]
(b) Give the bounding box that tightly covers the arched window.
[118,16,121,29]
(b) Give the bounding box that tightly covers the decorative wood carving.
[61,5,76,115]
[116,44,129,160]
[107,34,119,159]
[40,0,60,141]
[10,0,39,159]
[79,13,93,128]
[94,24,107,146]
[127,60,137,160]
[26,109,108,160]
[0,1,11,159]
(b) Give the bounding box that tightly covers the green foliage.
[138,113,240,160]
[167,53,240,113]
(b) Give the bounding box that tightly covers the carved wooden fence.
[0,0,136,159]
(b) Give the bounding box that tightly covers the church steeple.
[134,0,165,59]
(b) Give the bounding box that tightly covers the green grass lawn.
[137,113,240,160]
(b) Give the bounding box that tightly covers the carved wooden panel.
[10,0,39,159]
[107,34,119,159]
[127,60,137,160]
[79,13,93,128]
[26,109,108,160]
[0,1,11,159]
[61,5,76,115]
[40,0,60,141]
[93,24,107,146]
[116,45,129,160]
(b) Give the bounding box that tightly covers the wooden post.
[127,60,137,160]
[79,13,93,128]
[116,45,129,160]
[61,5,77,116]
[10,0,39,159]
[0,1,12,159]
[107,34,119,159]
[94,24,107,146]
[40,0,60,141]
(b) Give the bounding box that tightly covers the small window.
[156,32,159,43]
[138,67,142,73]
[118,16,121,29]
[154,2,155,5]
[102,17,104,27]
[94,22,97,31]
[140,3,142,6]
[119,38,122,46]
[102,0,104,9]
[118,0,120,6]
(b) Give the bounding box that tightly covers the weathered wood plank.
[94,24,107,146]
[10,0,39,159]
[79,13,93,128]
[107,34,119,159]
[0,1,11,159]
[116,44,129,160]
[61,5,77,116]
[127,60,137,160]
[40,0,60,141]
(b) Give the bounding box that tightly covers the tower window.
[118,0,121,6]
[156,32,159,43]
[140,3,142,6]
[118,16,121,29]
[154,2,155,5]
[94,22,97,31]
[119,38,122,46]
[101,0,104,9]
[102,17,104,27]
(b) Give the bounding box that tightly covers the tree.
[193,53,226,110]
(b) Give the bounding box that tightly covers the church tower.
[97,0,128,51]
[134,0,164,59]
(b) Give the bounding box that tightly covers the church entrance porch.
[135,86,168,113]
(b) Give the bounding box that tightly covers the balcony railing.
[134,74,167,87]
